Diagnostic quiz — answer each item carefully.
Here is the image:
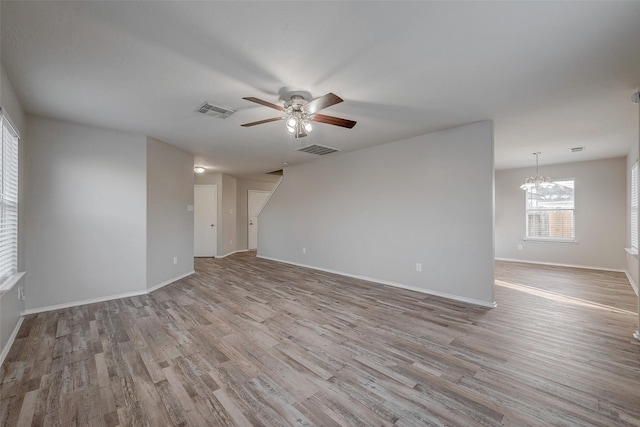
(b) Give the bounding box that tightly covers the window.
[631,161,638,251]
[0,110,19,284]
[525,179,575,241]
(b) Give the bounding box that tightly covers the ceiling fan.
[241,92,356,139]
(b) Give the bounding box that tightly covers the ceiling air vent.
[296,144,340,156]
[196,101,236,119]
[570,146,586,153]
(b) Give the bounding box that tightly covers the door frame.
[194,184,217,257]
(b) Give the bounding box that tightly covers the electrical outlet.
[173,257,178,264]
[517,244,523,250]
[416,263,422,272]
[302,247,306,254]
[18,286,25,301]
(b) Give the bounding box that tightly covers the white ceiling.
[2,1,639,179]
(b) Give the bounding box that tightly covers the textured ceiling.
[2,1,639,178]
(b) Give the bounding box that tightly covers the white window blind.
[525,179,575,241]
[631,161,638,250]
[0,111,19,284]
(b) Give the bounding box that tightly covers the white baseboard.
[216,250,248,259]
[625,270,639,296]
[495,257,625,273]
[24,270,198,316]
[0,316,23,367]
[257,255,496,309]
[23,289,148,316]
[147,270,194,293]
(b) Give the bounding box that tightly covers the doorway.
[248,190,271,250]
[194,185,217,257]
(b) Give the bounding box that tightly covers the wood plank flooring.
[1,253,639,426]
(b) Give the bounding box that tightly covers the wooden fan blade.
[310,113,357,129]
[243,97,287,112]
[241,117,285,127]
[303,93,343,114]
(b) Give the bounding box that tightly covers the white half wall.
[259,121,495,306]
[495,157,626,270]
[24,116,147,311]
[146,137,194,290]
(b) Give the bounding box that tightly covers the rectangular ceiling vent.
[296,144,340,156]
[570,146,586,153]
[196,101,236,119]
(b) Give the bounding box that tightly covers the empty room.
[1,1,639,426]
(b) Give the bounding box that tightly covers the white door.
[248,190,271,250]
[194,185,217,257]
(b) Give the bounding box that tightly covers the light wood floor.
[1,253,639,426]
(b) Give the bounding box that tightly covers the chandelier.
[520,152,555,190]
[284,95,313,139]
[285,109,313,139]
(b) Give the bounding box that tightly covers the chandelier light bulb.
[303,121,313,132]
[286,117,298,128]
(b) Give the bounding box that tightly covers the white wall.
[24,116,147,311]
[495,157,626,270]
[146,137,194,290]
[220,174,237,256]
[236,179,278,251]
[259,121,495,306]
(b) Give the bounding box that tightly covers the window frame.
[0,108,20,288]
[524,178,576,243]
[631,161,638,252]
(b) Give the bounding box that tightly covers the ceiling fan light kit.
[241,92,356,139]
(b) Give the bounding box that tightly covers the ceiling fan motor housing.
[284,95,308,111]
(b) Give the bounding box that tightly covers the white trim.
[625,270,639,296]
[248,189,271,217]
[0,108,20,138]
[625,247,638,256]
[634,330,640,342]
[216,249,248,259]
[495,257,625,273]
[523,238,577,244]
[23,270,197,315]
[256,176,283,217]
[23,289,147,316]
[0,271,25,294]
[0,316,23,367]
[258,255,497,308]
[147,270,194,293]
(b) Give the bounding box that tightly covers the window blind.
[0,111,19,283]
[525,179,575,240]
[632,162,638,250]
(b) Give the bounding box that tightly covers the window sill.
[523,238,577,244]
[0,271,25,294]
[625,248,638,257]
